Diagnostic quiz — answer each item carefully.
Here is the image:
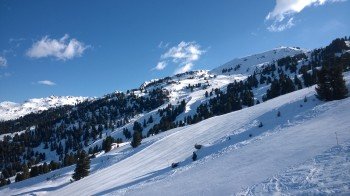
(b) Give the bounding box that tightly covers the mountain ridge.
[0,96,89,121]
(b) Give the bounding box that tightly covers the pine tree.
[331,65,348,100]
[131,131,142,148]
[133,121,143,133]
[316,65,348,101]
[316,66,333,101]
[143,119,147,128]
[102,136,114,152]
[241,90,254,107]
[43,162,50,173]
[15,173,23,182]
[123,128,132,140]
[147,115,154,124]
[22,164,30,180]
[0,178,7,187]
[72,150,90,181]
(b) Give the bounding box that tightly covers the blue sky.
[0,0,349,102]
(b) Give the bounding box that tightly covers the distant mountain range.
[0,96,88,121]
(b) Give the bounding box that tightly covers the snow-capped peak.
[210,46,306,76]
[0,96,89,121]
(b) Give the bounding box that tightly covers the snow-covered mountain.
[0,47,308,123]
[0,96,89,121]
[210,46,305,75]
[1,72,349,195]
[0,38,349,195]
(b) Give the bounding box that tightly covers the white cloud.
[154,41,205,73]
[266,0,346,32]
[0,56,7,67]
[267,17,295,32]
[27,34,89,60]
[154,61,167,70]
[37,80,56,86]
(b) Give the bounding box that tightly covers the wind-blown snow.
[0,96,88,121]
[2,72,349,195]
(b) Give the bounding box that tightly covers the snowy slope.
[125,96,350,196]
[238,143,350,195]
[210,47,305,75]
[0,96,88,121]
[2,72,349,195]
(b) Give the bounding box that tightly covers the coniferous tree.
[131,131,142,148]
[294,75,303,90]
[30,166,39,177]
[43,162,50,173]
[123,128,132,140]
[72,150,90,181]
[0,178,8,187]
[102,136,115,152]
[316,65,348,101]
[147,115,154,124]
[22,164,30,180]
[316,66,333,101]
[331,65,348,100]
[241,90,254,107]
[143,119,147,128]
[133,121,143,133]
[15,173,22,182]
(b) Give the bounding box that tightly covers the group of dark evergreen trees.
[316,65,348,101]
[12,160,61,183]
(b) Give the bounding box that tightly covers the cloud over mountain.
[154,41,205,74]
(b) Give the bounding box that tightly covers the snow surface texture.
[1,72,349,195]
[238,143,350,195]
[0,96,88,121]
